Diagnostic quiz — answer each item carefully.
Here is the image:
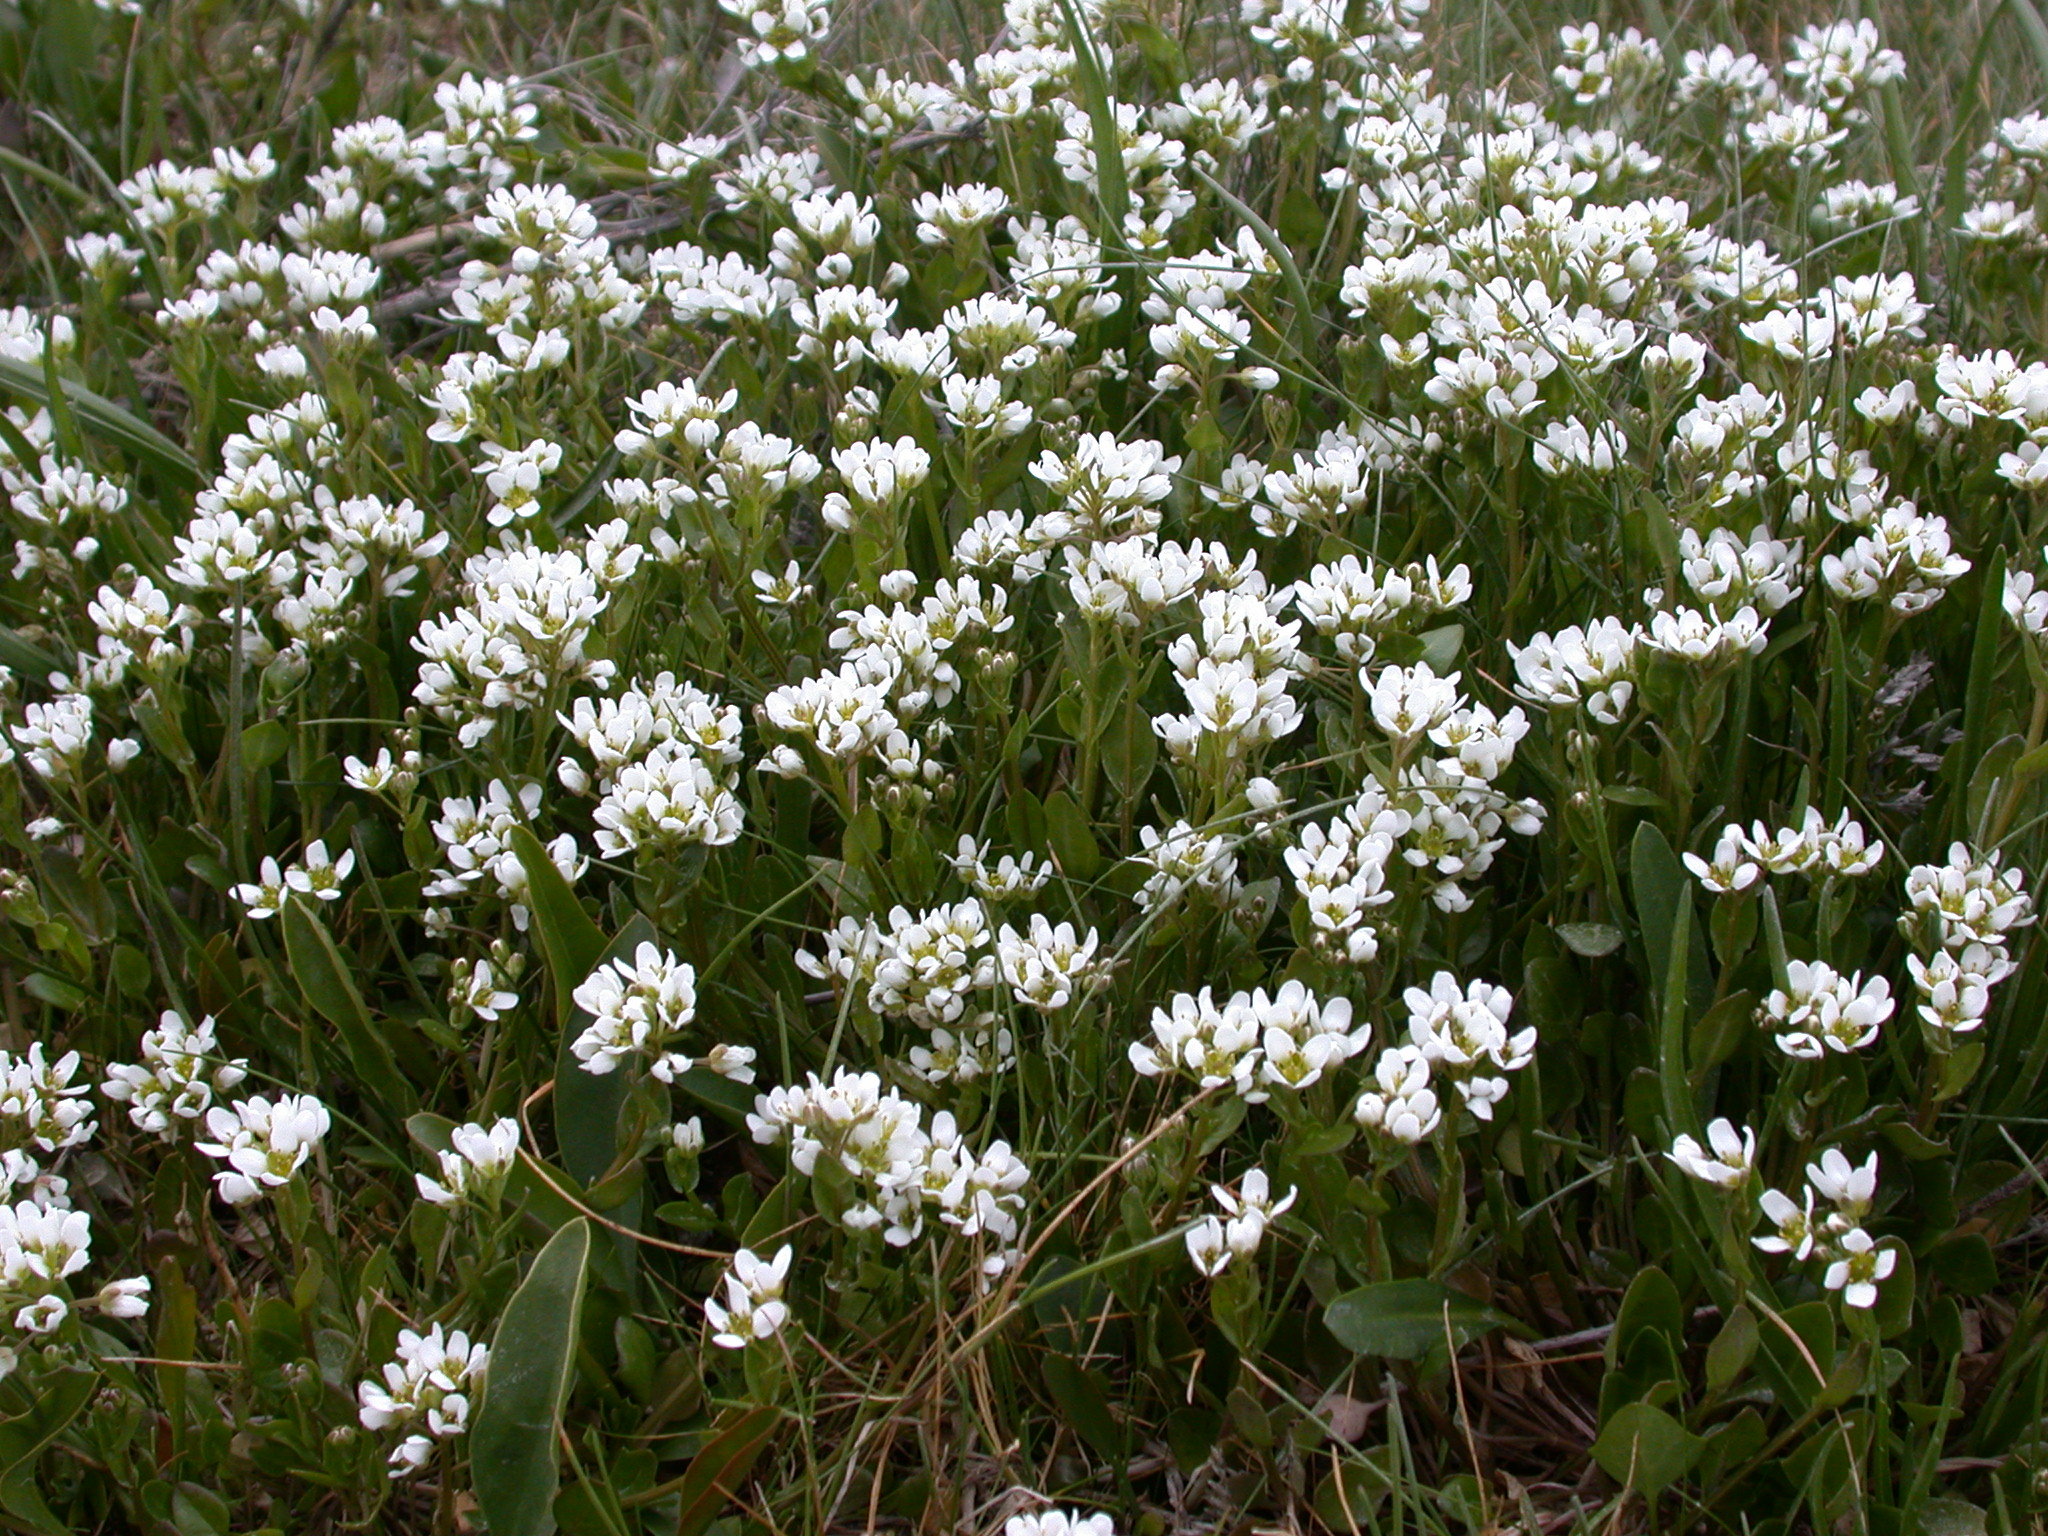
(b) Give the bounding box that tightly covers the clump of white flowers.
[357,1325,489,1475]
[415,1118,521,1208]
[6,0,2048,1518]
[1760,960,1895,1059]
[102,1013,249,1139]
[1402,974,1533,1120]
[1754,1150,1896,1309]
[1005,1511,1116,1536]
[194,1094,331,1205]
[1900,842,2034,1046]
[1131,980,1371,1102]
[747,1069,1031,1260]
[570,942,754,1084]
[1185,1167,1296,1277]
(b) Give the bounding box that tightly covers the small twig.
[367,222,474,263]
[1523,1305,1720,1354]
[1962,1139,2048,1218]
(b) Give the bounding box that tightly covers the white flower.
[283,839,355,903]
[1667,1119,1756,1187]
[705,1244,793,1347]
[93,1276,152,1318]
[1805,1147,1879,1219]
[1753,1186,1818,1258]
[1185,1215,1231,1277]
[1762,960,1893,1058]
[1353,1046,1441,1145]
[195,1093,331,1205]
[1211,1167,1297,1260]
[1684,826,1761,894]
[474,438,562,528]
[16,1294,66,1334]
[1822,1227,1896,1309]
[415,1118,521,1207]
[448,957,520,1024]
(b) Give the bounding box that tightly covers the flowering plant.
[0,0,2045,1529]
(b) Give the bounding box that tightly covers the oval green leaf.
[472,1217,594,1536]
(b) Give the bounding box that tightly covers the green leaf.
[672,1405,782,1536]
[0,626,63,680]
[509,825,606,1031]
[1966,735,2023,846]
[1918,1498,1989,1536]
[0,356,199,489]
[21,972,88,1011]
[1123,16,1185,82]
[1312,1449,1398,1529]
[1041,1355,1125,1462]
[240,719,289,773]
[1417,623,1464,676]
[1927,1232,1997,1296]
[1873,1242,1917,1340]
[1323,1280,1509,1360]
[1555,921,1623,958]
[673,1065,757,1125]
[280,899,416,1121]
[741,1176,801,1250]
[1043,789,1101,879]
[1689,990,1757,1075]
[1165,1406,1219,1475]
[472,1218,594,1536]
[553,912,658,1188]
[1609,1267,1684,1368]
[1705,1305,1757,1394]
[1934,1041,1985,1103]
[1630,822,1688,1002]
[1100,701,1159,801]
[1590,1402,1702,1496]
[0,1367,97,1535]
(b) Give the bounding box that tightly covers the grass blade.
[0,355,198,488]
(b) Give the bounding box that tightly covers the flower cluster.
[2,0,2044,1518]
[1130,980,1372,1101]
[1901,843,2034,1044]
[357,1325,490,1475]
[570,942,753,1084]
[1754,1150,1896,1309]
[747,1069,1031,1261]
